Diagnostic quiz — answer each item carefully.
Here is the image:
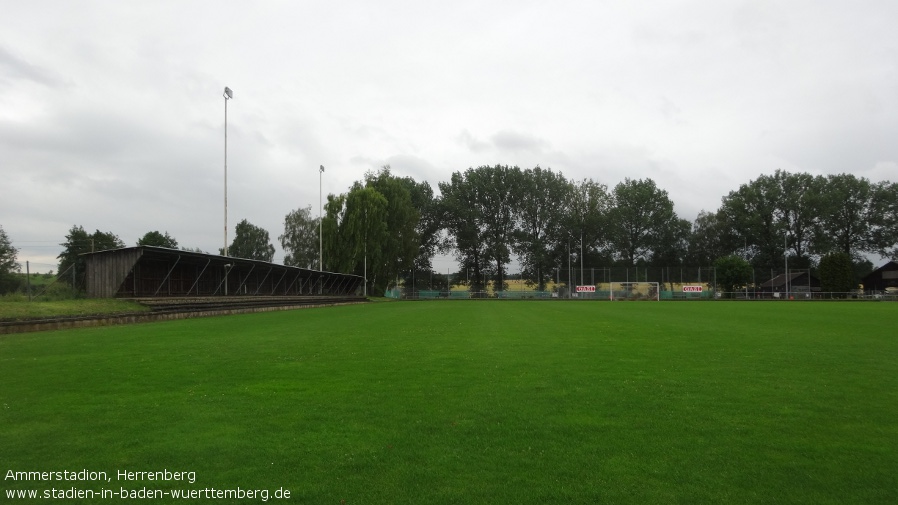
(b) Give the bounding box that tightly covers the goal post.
[609,282,660,301]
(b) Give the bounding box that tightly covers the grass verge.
[0,298,148,321]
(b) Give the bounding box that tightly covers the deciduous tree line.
[283,166,896,296]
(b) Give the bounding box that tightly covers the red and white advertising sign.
[682,286,703,293]
[576,285,596,293]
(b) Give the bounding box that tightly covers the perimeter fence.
[399,290,896,301]
[393,265,895,301]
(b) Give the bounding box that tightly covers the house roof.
[864,260,898,275]
[862,260,898,288]
[761,271,818,288]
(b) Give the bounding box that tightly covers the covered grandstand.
[82,246,364,298]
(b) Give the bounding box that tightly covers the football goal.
[609,282,660,301]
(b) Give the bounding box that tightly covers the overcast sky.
[2,0,897,272]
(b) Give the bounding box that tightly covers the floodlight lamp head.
[320,165,325,173]
[224,87,233,99]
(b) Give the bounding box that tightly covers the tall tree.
[397,174,444,274]
[714,255,753,297]
[772,170,818,263]
[686,210,738,266]
[439,170,492,293]
[279,205,320,269]
[137,230,178,249]
[0,225,21,294]
[607,178,679,265]
[477,165,523,292]
[321,193,351,273]
[322,185,389,294]
[871,181,898,258]
[719,174,783,270]
[651,217,692,266]
[818,252,856,295]
[363,167,420,291]
[563,178,612,286]
[223,219,275,262]
[813,173,878,258]
[57,225,125,288]
[514,167,573,291]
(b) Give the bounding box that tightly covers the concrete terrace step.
[1,296,368,335]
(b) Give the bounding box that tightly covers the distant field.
[1,301,896,504]
[14,273,58,286]
[449,279,712,293]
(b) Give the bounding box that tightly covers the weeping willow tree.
[322,185,388,295]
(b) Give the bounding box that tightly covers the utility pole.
[784,232,789,299]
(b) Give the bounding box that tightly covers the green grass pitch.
[1,301,896,504]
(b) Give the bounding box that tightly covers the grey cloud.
[0,46,63,87]
[457,130,490,153]
[491,130,549,152]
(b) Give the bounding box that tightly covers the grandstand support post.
[236,264,256,295]
[186,259,211,296]
[253,267,273,295]
[333,276,347,295]
[212,267,227,296]
[343,276,357,295]
[324,273,341,294]
[270,269,288,295]
[153,255,181,297]
[349,276,359,295]
[286,272,302,295]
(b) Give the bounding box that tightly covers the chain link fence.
[395,265,896,301]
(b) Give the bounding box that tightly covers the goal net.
[609,282,660,301]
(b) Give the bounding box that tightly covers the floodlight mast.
[319,165,325,271]
[319,164,324,294]
[223,86,233,295]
